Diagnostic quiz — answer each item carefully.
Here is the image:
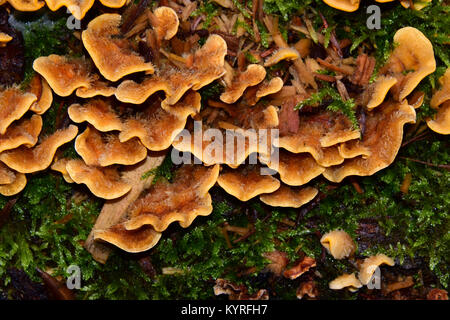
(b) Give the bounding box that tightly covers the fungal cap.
[320,229,356,259]
[33,55,91,97]
[7,0,45,11]
[0,87,37,134]
[427,101,450,135]
[68,100,123,132]
[82,13,154,82]
[220,64,266,104]
[123,164,220,232]
[322,0,360,12]
[260,185,318,208]
[75,126,147,166]
[152,6,180,41]
[358,254,395,285]
[0,125,78,173]
[217,166,281,202]
[0,115,43,153]
[264,48,300,67]
[66,159,132,199]
[329,273,363,292]
[385,27,436,100]
[44,0,95,20]
[430,69,450,109]
[94,224,162,253]
[0,172,27,196]
[324,100,416,182]
[366,76,398,110]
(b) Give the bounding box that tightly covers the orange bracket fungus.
[380,27,436,101]
[217,165,280,202]
[75,126,147,167]
[0,87,37,134]
[68,99,123,132]
[0,125,78,173]
[220,64,266,104]
[260,149,325,187]
[0,114,42,153]
[427,68,450,135]
[82,13,155,82]
[65,159,132,199]
[7,0,45,11]
[122,164,220,232]
[320,229,356,259]
[94,224,162,253]
[323,100,416,182]
[33,55,92,97]
[260,185,318,208]
[92,164,219,252]
[322,0,360,12]
[115,34,227,105]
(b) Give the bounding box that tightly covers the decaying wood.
[84,151,166,264]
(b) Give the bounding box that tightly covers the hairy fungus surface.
[358,254,395,285]
[217,165,280,202]
[151,6,179,43]
[0,125,78,173]
[320,229,356,259]
[322,0,360,12]
[33,55,91,97]
[75,76,116,99]
[260,149,325,187]
[173,104,279,167]
[329,273,363,292]
[119,91,201,151]
[94,224,162,253]
[0,171,26,196]
[324,100,416,182]
[245,77,284,106]
[75,126,147,166]
[220,64,266,104]
[68,99,123,132]
[260,185,318,208]
[0,115,42,153]
[381,27,436,101]
[0,87,37,134]
[276,111,359,167]
[115,34,227,105]
[82,14,154,82]
[65,159,131,199]
[122,164,220,232]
